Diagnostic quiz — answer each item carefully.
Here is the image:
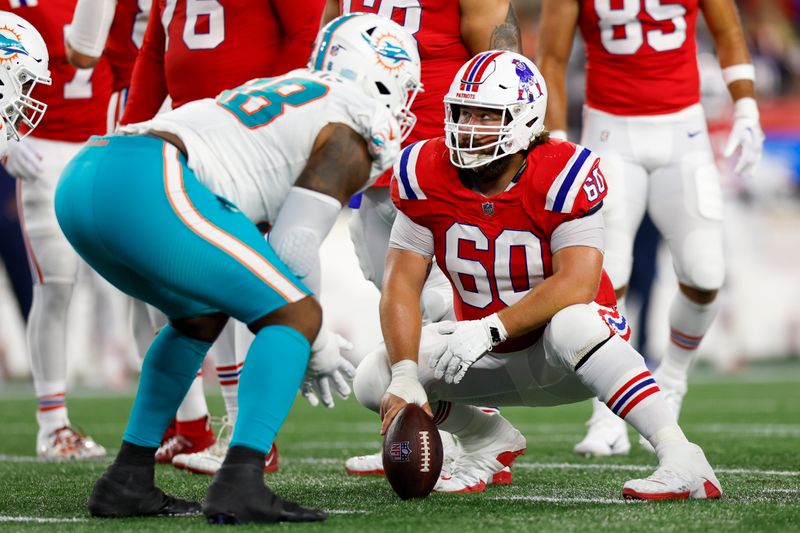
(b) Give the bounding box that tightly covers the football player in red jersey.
[538,0,764,457]
[2,0,112,460]
[116,0,327,472]
[353,51,723,500]
[322,0,522,483]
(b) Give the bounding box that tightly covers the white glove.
[430,314,508,384]
[302,328,357,408]
[4,138,44,181]
[723,97,764,179]
[385,360,428,406]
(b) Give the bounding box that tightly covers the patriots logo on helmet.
[511,58,543,103]
[0,27,28,62]
[362,31,411,72]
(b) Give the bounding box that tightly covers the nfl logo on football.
[389,441,412,462]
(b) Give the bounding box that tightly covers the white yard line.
[490,495,643,505]
[0,516,89,523]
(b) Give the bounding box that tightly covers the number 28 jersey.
[122,70,399,226]
[579,0,700,115]
[391,138,617,351]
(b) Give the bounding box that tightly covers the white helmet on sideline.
[309,13,422,142]
[444,51,547,169]
[0,11,51,143]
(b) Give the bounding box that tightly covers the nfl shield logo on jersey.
[482,201,495,216]
[389,441,412,462]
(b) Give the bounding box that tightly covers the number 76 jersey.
[391,138,618,351]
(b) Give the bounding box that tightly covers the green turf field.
[1,362,799,532]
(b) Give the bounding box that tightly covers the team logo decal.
[389,441,412,462]
[0,26,28,63]
[598,306,631,342]
[511,58,543,103]
[482,201,495,216]
[362,31,411,73]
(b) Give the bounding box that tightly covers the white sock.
[576,335,687,443]
[216,363,240,423]
[433,402,505,452]
[35,381,69,433]
[660,291,720,382]
[176,373,209,421]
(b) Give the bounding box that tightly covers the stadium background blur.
[1,0,799,388]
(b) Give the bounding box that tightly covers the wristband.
[549,129,568,141]
[390,359,418,380]
[722,64,755,85]
[484,313,508,346]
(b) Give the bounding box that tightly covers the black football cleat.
[203,463,326,524]
[88,466,201,518]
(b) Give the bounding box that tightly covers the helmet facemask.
[0,65,49,141]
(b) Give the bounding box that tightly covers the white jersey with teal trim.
[120,69,400,225]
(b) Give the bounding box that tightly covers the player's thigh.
[58,135,310,322]
[648,138,724,291]
[581,108,649,289]
[348,186,396,288]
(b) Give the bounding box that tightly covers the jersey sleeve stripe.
[546,147,597,213]
[397,141,427,200]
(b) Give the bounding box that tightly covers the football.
[382,403,443,499]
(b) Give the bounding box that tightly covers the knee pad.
[421,265,455,324]
[353,346,392,413]
[676,229,725,291]
[544,304,613,370]
[348,211,377,285]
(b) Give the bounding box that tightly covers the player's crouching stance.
[54,14,421,523]
[354,51,722,500]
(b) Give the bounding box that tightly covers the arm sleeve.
[120,4,168,124]
[272,0,326,72]
[267,187,343,296]
[66,0,117,57]
[389,210,435,258]
[550,209,605,254]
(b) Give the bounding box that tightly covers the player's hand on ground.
[432,314,508,384]
[303,329,356,408]
[4,138,44,181]
[723,97,764,179]
[380,360,430,434]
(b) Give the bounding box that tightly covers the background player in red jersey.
[353,50,723,500]
[538,0,765,457]
[116,0,326,472]
[322,0,524,482]
[1,0,112,459]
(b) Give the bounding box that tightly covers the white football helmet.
[444,51,547,169]
[309,13,422,142]
[0,11,51,142]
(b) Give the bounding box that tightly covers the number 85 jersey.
[391,137,618,352]
[122,69,399,226]
[580,0,700,115]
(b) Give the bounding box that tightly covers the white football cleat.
[172,417,278,475]
[639,370,687,453]
[622,442,722,500]
[37,426,106,460]
[574,398,631,457]
[433,415,525,493]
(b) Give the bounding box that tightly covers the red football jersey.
[341,0,471,185]
[105,0,149,92]
[121,0,323,124]
[1,0,112,142]
[391,138,617,352]
[579,0,700,116]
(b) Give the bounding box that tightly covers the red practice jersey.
[579,0,700,116]
[105,0,149,92]
[121,0,324,124]
[391,138,617,352]
[2,0,112,142]
[341,0,471,185]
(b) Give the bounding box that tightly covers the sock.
[35,381,69,433]
[123,324,211,447]
[108,441,158,487]
[659,290,720,382]
[575,334,687,443]
[221,445,265,469]
[433,402,503,452]
[230,325,310,454]
[216,363,241,423]
[175,373,209,422]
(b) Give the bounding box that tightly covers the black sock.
[222,445,266,469]
[106,441,157,486]
[114,440,157,467]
